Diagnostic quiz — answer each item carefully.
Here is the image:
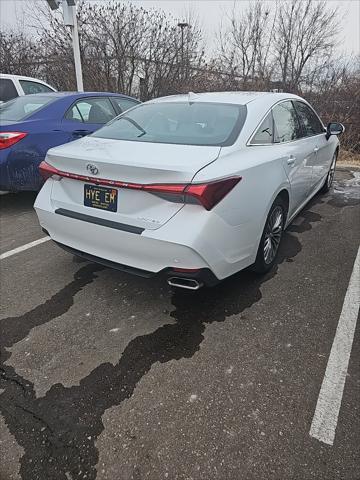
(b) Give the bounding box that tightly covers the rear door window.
[294,101,324,137]
[19,80,54,95]
[0,78,18,102]
[65,97,116,124]
[272,101,302,143]
[250,111,275,144]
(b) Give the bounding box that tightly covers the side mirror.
[326,122,345,140]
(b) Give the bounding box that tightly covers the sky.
[1,0,359,56]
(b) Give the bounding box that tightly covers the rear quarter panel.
[5,120,70,191]
[191,145,290,270]
[1,96,79,191]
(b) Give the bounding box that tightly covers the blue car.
[0,91,140,191]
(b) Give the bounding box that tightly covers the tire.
[251,197,286,274]
[320,150,337,194]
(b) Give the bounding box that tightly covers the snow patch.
[333,171,360,200]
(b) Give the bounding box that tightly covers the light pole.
[45,0,84,92]
[177,22,189,81]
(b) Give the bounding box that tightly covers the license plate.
[84,184,118,212]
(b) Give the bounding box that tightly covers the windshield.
[0,95,56,121]
[92,102,247,146]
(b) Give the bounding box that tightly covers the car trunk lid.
[47,136,221,230]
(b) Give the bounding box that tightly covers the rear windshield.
[92,102,247,146]
[0,95,56,121]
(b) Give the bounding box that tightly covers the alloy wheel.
[263,206,284,265]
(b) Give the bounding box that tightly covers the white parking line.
[310,246,360,446]
[0,237,51,260]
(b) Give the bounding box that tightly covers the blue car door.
[61,97,118,141]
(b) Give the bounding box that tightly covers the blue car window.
[65,97,116,124]
[0,95,56,121]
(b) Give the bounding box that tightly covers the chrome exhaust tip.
[167,277,203,290]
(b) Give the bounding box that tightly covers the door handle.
[287,155,296,166]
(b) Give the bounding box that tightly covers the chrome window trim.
[246,98,326,147]
[247,132,327,147]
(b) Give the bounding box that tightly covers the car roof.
[149,91,302,106]
[13,91,139,101]
[0,73,51,82]
[0,73,56,90]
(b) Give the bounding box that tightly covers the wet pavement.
[0,167,359,480]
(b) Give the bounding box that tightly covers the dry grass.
[338,150,360,167]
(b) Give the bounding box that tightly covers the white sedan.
[35,92,344,289]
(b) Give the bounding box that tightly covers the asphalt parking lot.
[0,167,359,480]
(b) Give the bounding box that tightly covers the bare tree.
[217,1,276,89]
[305,55,360,153]
[20,1,205,99]
[0,30,42,77]
[2,0,359,155]
[274,0,339,92]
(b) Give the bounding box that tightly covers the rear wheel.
[252,197,286,274]
[320,151,337,194]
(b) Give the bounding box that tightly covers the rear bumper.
[37,206,211,271]
[35,180,217,282]
[35,180,257,282]
[53,239,219,287]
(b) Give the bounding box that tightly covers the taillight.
[185,177,241,210]
[38,161,241,209]
[0,132,27,150]
[39,161,61,180]
[143,177,242,210]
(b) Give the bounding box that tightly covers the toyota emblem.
[86,164,99,175]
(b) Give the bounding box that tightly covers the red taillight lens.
[143,177,241,210]
[38,161,241,209]
[0,132,27,150]
[143,184,186,194]
[39,161,60,180]
[185,177,241,210]
[142,183,187,203]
